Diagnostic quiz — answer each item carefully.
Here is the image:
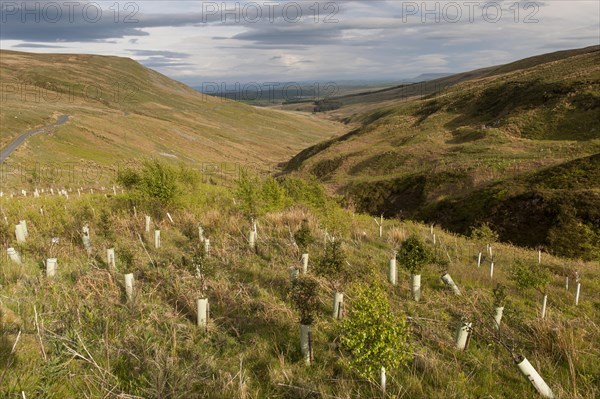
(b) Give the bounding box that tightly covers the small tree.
[340,284,411,380]
[492,283,507,307]
[294,219,314,253]
[510,260,550,294]
[314,239,347,290]
[290,275,320,325]
[184,243,214,295]
[396,235,433,275]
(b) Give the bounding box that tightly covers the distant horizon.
[1,1,598,85]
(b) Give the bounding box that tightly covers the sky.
[1,0,599,86]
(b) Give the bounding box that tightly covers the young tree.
[294,219,314,254]
[396,235,433,301]
[396,235,433,275]
[290,275,320,326]
[340,284,411,381]
[315,240,347,288]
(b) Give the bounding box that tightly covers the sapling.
[340,284,410,389]
[294,219,314,254]
[510,260,551,319]
[396,235,433,301]
[290,275,319,365]
[492,283,507,329]
[315,239,348,319]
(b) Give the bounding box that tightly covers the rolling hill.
[285,46,600,259]
[0,50,344,188]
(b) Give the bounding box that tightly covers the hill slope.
[1,172,599,398]
[285,46,600,259]
[0,50,343,187]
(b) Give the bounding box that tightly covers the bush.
[314,240,347,289]
[470,222,499,248]
[138,159,180,205]
[510,260,550,294]
[290,275,320,325]
[396,235,433,274]
[294,219,314,253]
[340,284,411,380]
[492,283,507,307]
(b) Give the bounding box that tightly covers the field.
[1,165,598,398]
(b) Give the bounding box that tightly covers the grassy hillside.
[1,167,598,398]
[0,50,344,189]
[0,167,600,399]
[285,47,600,259]
[311,46,600,121]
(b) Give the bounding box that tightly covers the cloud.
[0,0,598,83]
[11,42,66,48]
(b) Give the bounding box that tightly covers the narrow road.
[0,115,69,164]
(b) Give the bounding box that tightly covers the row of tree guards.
[1,185,122,199]
[5,213,588,399]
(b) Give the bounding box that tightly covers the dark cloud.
[0,4,210,42]
[11,42,66,48]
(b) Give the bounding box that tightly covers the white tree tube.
[107,248,116,270]
[124,273,134,301]
[301,253,309,274]
[154,230,161,249]
[248,230,256,250]
[411,274,422,301]
[15,224,26,243]
[19,220,28,238]
[389,256,397,285]
[7,248,21,264]
[204,239,211,256]
[441,273,461,296]
[494,306,504,329]
[300,324,312,365]
[516,357,555,398]
[333,292,344,319]
[46,258,58,277]
[455,321,472,350]
[145,216,151,233]
[197,298,209,330]
[541,294,548,319]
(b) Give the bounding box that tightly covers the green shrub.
[396,235,433,274]
[340,284,411,380]
[470,222,499,248]
[294,219,314,253]
[510,260,551,294]
[138,159,180,205]
[290,275,320,325]
[492,283,507,307]
[314,240,347,289]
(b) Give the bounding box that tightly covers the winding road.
[0,115,69,164]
